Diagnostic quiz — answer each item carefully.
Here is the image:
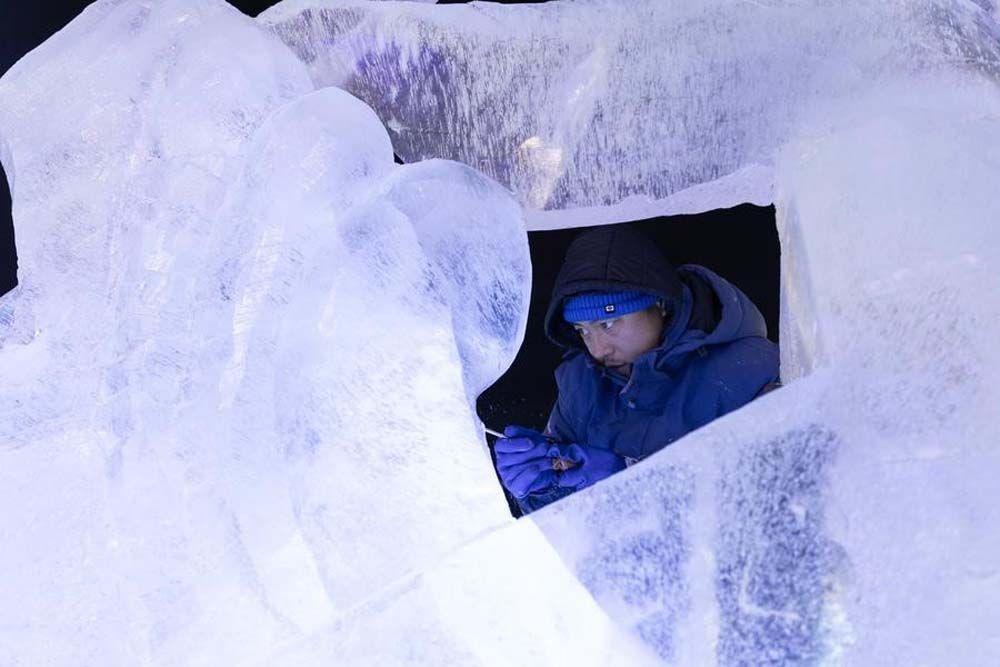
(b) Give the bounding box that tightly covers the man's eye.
[600,319,616,331]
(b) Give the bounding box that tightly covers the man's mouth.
[601,360,633,377]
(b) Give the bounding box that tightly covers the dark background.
[477,205,778,434]
[477,205,778,516]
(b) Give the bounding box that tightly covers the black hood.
[543,225,684,350]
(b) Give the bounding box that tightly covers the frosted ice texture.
[2,0,1000,666]
[0,1,605,664]
[261,0,1000,226]
[263,0,1000,664]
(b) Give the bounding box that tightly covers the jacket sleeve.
[512,399,578,515]
[544,354,588,442]
[516,484,576,514]
[714,336,780,416]
[516,360,585,515]
[544,396,578,442]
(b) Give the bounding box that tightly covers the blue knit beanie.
[562,290,658,323]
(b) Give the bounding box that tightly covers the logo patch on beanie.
[563,290,657,323]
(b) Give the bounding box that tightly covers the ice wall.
[0,1,638,664]
[493,74,1000,665]
[260,0,1000,228]
[2,0,1000,665]
[258,0,1000,664]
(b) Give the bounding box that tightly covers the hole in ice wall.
[477,203,779,516]
[0,160,15,298]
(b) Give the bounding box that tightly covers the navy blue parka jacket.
[519,226,779,513]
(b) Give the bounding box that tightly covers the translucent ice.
[262,0,1000,662]
[3,0,1000,665]
[0,1,586,664]
[262,0,1000,228]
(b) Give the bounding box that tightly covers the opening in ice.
[0,161,15,298]
[478,204,779,516]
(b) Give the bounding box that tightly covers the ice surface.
[260,0,1000,228]
[2,0,1000,665]
[0,0,556,664]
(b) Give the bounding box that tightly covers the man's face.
[571,306,665,377]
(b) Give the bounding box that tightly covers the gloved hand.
[553,443,626,491]
[494,425,560,498]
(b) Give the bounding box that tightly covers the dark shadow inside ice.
[227,1,283,17]
[477,203,779,517]
[0,161,15,298]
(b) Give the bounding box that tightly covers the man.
[496,224,779,514]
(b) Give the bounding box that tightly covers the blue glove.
[554,443,626,491]
[494,425,559,498]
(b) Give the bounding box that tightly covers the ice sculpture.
[261,0,1000,227]
[2,0,999,665]
[0,1,637,664]
[259,2,1000,663]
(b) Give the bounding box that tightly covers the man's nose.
[590,331,613,359]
